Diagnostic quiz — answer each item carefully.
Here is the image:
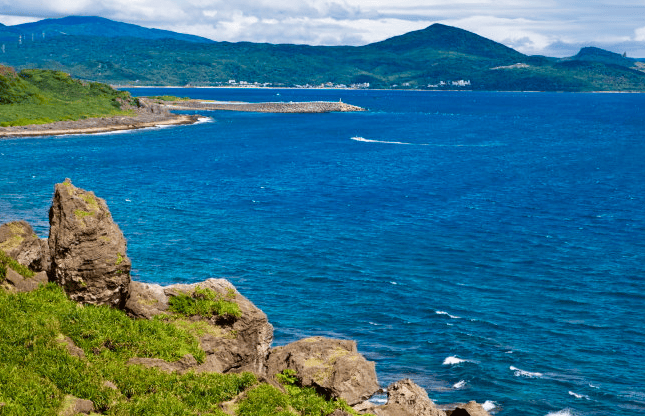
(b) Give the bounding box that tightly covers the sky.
[1,0,645,57]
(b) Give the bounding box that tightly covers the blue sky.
[1,0,644,57]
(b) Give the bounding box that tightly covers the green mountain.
[1,16,644,91]
[7,16,214,44]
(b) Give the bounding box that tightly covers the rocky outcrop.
[445,401,492,416]
[0,220,50,272]
[48,179,131,307]
[1,268,48,293]
[357,379,447,416]
[125,278,274,375]
[266,336,380,406]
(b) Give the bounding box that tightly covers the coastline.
[0,98,365,138]
[0,111,199,138]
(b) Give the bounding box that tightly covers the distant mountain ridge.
[0,16,644,91]
[1,16,214,44]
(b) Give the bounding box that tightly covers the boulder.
[1,268,48,293]
[124,278,274,375]
[0,220,50,272]
[446,401,491,416]
[48,179,131,307]
[371,379,446,416]
[266,336,380,406]
[58,395,94,415]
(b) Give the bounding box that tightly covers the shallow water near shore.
[2,89,644,416]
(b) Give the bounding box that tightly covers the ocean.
[1,89,644,416]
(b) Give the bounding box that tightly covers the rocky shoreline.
[0,98,365,139]
[0,180,491,416]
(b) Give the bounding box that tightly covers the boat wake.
[350,137,501,147]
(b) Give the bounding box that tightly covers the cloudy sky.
[1,0,645,57]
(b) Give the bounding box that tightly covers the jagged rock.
[0,220,50,272]
[371,379,446,416]
[1,268,48,293]
[124,278,274,375]
[266,336,380,406]
[446,401,491,416]
[58,395,94,415]
[48,179,131,307]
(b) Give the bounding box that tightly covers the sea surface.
[1,89,644,416]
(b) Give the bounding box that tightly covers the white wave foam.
[196,116,214,124]
[443,356,468,365]
[545,410,574,416]
[482,401,497,412]
[436,310,460,319]
[390,281,398,285]
[453,380,466,389]
[510,366,543,378]
[368,394,388,405]
[569,391,590,400]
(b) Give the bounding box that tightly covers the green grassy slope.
[0,66,138,126]
[0,282,363,415]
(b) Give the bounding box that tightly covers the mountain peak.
[364,23,524,60]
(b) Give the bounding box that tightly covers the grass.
[0,284,252,415]
[168,286,242,319]
[0,284,368,415]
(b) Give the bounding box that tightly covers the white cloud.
[0,15,41,25]
[0,0,644,56]
[635,27,645,42]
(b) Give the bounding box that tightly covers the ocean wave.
[443,356,469,365]
[545,410,574,416]
[436,310,460,319]
[569,391,591,400]
[482,401,497,412]
[510,366,543,378]
[453,380,466,389]
[196,116,214,124]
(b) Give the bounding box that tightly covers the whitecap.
[196,116,214,124]
[510,366,543,378]
[369,393,388,405]
[436,310,460,319]
[482,401,497,412]
[569,391,590,400]
[390,281,398,285]
[545,410,574,416]
[453,380,466,389]
[443,356,467,365]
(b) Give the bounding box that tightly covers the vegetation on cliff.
[0,66,138,126]
[0,282,362,415]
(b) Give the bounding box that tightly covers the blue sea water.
[1,89,644,416]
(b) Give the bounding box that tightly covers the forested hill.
[1,16,645,91]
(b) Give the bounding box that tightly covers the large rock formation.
[1,268,48,293]
[357,379,447,416]
[48,179,131,307]
[125,278,274,375]
[0,220,50,272]
[266,336,380,406]
[445,401,492,416]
